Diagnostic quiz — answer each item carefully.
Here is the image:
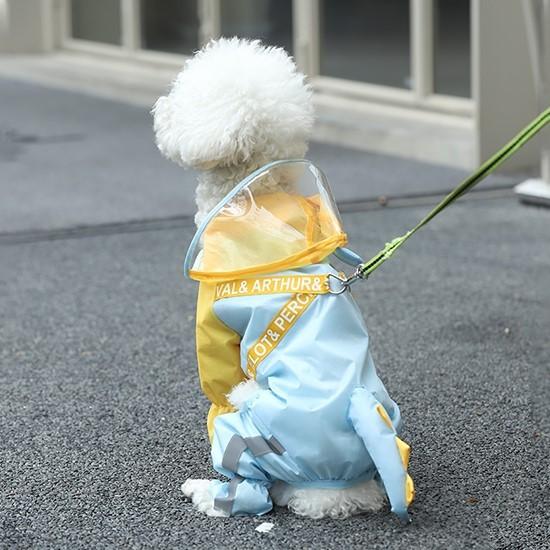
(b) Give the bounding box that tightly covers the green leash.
[340,107,550,287]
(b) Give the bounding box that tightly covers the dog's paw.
[181,479,228,517]
[181,478,211,498]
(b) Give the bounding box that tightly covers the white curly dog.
[152,38,393,520]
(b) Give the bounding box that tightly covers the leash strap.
[355,107,550,280]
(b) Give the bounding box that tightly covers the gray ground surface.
[1,78,549,549]
[0,77,516,234]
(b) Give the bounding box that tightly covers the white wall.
[0,0,58,54]
[473,0,539,171]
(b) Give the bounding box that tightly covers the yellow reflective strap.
[395,438,415,504]
[247,292,318,378]
[405,472,415,506]
[375,403,394,430]
[214,274,330,301]
[395,437,411,469]
[376,404,415,506]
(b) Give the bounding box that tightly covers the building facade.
[0,0,540,171]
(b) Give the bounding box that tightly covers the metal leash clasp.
[327,267,365,295]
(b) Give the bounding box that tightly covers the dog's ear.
[152,37,314,170]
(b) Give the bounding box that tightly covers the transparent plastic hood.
[184,159,347,282]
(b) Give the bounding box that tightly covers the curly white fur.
[152,37,314,225]
[182,477,386,520]
[181,479,227,517]
[270,479,386,519]
[227,379,261,410]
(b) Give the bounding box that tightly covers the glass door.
[319,0,411,89]
[219,0,293,54]
[62,0,472,111]
[70,0,122,45]
[140,0,200,55]
[296,0,472,111]
[433,0,471,97]
[64,0,203,57]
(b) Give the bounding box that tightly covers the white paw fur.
[270,479,386,519]
[181,479,227,517]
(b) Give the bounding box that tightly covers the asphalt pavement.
[0,77,517,234]
[1,77,549,549]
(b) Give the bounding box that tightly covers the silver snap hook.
[327,273,349,295]
[327,269,365,295]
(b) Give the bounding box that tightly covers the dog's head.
[152,37,314,172]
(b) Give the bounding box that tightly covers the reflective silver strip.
[221,434,247,472]
[222,434,286,472]
[243,436,286,457]
[213,476,243,515]
[243,436,273,457]
[267,435,285,455]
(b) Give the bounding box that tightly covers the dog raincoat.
[184,160,414,521]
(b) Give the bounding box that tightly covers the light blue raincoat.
[184,160,414,521]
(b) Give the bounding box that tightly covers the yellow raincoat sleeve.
[196,281,247,440]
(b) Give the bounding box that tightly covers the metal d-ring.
[327,269,365,295]
[327,273,349,295]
